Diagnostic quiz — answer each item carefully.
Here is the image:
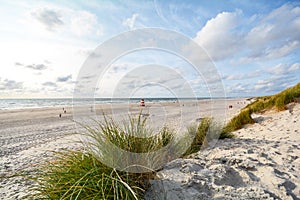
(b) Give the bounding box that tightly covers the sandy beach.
[146,102,300,199]
[1,99,299,199]
[0,98,253,199]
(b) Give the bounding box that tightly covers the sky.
[0,0,300,98]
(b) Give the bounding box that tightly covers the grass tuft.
[223,109,255,132]
[182,117,231,157]
[83,115,174,154]
[27,150,149,200]
[26,114,173,199]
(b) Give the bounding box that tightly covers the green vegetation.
[182,117,233,157]
[223,82,300,132]
[182,117,211,157]
[28,150,149,200]
[27,115,172,200]
[83,115,173,156]
[25,112,235,199]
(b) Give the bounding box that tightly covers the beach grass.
[182,117,211,157]
[28,150,150,200]
[84,115,173,154]
[26,114,173,199]
[25,112,235,199]
[223,82,300,132]
[182,117,233,157]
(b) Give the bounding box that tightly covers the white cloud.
[223,70,262,80]
[226,83,251,95]
[253,76,295,93]
[194,3,300,63]
[29,7,103,38]
[247,4,300,45]
[194,10,244,61]
[267,63,288,75]
[70,10,103,37]
[25,63,48,70]
[57,74,72,82]
[31,8,64,31]
[123,13,139,30]
[42,81,57,87]
[0,78,23,91]
[244,3,300,61]
[267,62,300,75]
[289,63,300,71]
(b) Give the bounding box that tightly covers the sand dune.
[146,103,300,199]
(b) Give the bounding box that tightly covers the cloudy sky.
[0,0,300,98]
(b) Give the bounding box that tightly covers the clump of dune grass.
[86,114,173,154]
[222,109,255,133]
[27,150,149,200]
[223,82,300,132]
[26,114,173,199]
[82,114,174,173]
[182,117,232,157]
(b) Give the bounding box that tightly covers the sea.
[0,98,210,110]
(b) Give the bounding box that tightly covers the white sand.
[0,99,246,199]
[146,103,300,199]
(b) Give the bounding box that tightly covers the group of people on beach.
[59,107,67,118]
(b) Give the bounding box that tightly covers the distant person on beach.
[59,113,61,118]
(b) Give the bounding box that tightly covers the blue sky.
[0,0,299,98]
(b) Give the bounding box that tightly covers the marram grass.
[223,82,300,132]
[83,114,174,154]
[182,117,232,157]
[25,114,172,200]
[27,150,149,200]
[23,113,234,199]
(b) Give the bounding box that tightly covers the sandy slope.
[146,103,300,200]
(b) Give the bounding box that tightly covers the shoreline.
[0,97,247,111]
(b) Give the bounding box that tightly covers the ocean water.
[0,98,204,110]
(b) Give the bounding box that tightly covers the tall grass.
[24,110,237,199]
[26,114,173,199]
[223,82,300,132]
[87,115,173,154]
[28,150,147,200]
[82,115,174,173]
[182,117,233,157]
